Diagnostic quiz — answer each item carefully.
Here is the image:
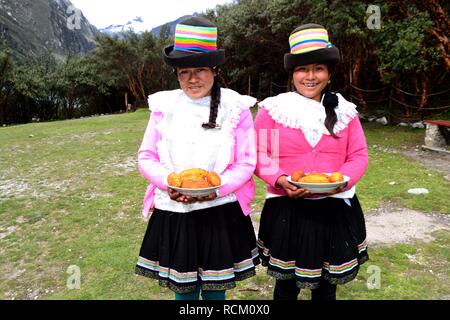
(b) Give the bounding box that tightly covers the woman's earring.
[328,80,331,84]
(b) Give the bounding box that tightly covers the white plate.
[287,174,349,193]
[168,185,222,197]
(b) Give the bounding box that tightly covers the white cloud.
[70,0,233,31]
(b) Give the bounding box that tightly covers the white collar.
[148,88,256,130]
[259,91,358,135]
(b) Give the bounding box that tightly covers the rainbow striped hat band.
[289,27,334,54]
[284,23,339,70]
[174,24,218,52]
[163,16,225,68]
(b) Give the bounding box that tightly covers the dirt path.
[365,202,450,245]
[365,148,450,244]
[398,148,450,180]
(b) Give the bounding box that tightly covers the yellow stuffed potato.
[167,168,221,188]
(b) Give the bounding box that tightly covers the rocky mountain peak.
[0,0,99,61]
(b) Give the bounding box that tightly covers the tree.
[54,54,118,119]
[0,38,15,125]
[208,0,287,97]
[92,31,168,108]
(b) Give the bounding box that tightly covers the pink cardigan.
[254,106,368,196]
[138,108,257,218]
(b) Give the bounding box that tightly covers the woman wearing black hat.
[254,23,369,300]
[134,16,260,300]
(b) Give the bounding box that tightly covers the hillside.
[0,0,98,61]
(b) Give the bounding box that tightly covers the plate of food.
[166,168,222,197]
[287,170,349,193]
[169,185,222,197]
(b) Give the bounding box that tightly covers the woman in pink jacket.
[134,16,259,300]
[255,23,369,300]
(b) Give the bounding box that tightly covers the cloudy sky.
[70,0,234,31]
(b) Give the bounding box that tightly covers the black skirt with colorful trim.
[257,195,369,290]
[135,201,260,294]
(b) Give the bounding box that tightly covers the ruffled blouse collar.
[147,88,256,173]
[259,91,358,147]
[260,91,358,133]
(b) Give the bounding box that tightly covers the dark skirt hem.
[258,195,369,289]
[135,264,258,294]
[135,201,260,294]
[264,253,369,290]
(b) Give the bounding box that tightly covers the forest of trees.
[0,0,449,125]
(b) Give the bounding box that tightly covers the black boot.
[274,279,300,300]
[311,280,337,301]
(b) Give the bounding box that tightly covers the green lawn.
[0,109,449,300]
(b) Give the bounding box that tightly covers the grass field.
[0,108,449,300]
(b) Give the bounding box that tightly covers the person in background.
[254,23,369,300]
[134,16,260,301]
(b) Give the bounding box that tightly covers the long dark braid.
[323,85,339,138]
[202,73,221,129]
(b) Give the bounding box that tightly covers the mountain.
[0,0,99,61]
[98,13,200,38]
[99,16,145,35]
[150,14,200,37]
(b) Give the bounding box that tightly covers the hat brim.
[163,45,226,68]
[284,47,340,70]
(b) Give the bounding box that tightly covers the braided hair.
[202,69,221,129]
[322,85,339,138]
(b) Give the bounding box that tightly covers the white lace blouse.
[148,88,256,213]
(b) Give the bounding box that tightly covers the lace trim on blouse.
[259,92,358,147]
[148,88,256,174]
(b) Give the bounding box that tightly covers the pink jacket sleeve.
[254,107,286,188]
[340,116,368,189]
[218,109,257,197]
[137,111,171,190]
